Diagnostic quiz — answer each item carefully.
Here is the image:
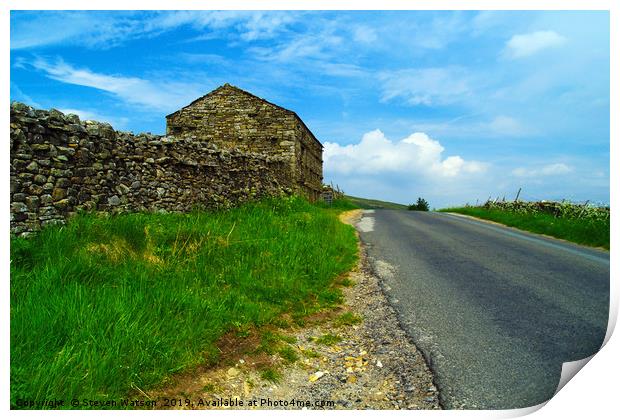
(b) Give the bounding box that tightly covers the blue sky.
[10,10,610,207]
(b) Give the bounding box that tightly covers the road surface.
[356,210,609,409]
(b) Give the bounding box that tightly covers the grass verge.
[440,207,609,250]
[10,196,359,407]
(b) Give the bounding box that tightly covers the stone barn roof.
[167,83,323,149]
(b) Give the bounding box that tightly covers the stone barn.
[166,84,323,201]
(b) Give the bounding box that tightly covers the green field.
[344,195,408,210]
[440,205,610,250]
[10,196,359,407]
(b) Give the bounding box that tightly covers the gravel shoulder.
[148,209,440,410]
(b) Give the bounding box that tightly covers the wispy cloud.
[177,53,231,66]
[237,11,298,41]
[152,10,298,42]
[512,163,573,177]
[503,30,567,59]
[352,25,377,43]
[11,11,148,50]
[10,83,41,108]
[379,67,472,106]
[249,29,344,62]
[316,62,366,78]
[413,12,472,49]
[11,11,299,50]
[487,115,529,136]
[398,114,531,139]
[30,57,206,112]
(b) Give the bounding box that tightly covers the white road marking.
[374,260,396,281]
[358,215,375,232]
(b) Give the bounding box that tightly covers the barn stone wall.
[166,84,323,200]
[293,122,323,202]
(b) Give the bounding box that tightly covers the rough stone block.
[53,199,72,210]
[12,193,27,202]
[28,184,44,195]
[108,195,121,206]
[52,188,67,201]
[55,178,71,188]
[40,194,53,205]
[25,196,40,211]
[11,202,28,213]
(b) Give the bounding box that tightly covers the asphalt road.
[356,210,609,409]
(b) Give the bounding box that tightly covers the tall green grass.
[10,196,359,407]
[440,206,609,250]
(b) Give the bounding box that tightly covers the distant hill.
[345,195,408,210]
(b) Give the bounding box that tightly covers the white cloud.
[504,30,567,59]
[512,163,573,177]
[379,68,471,106]
[31,57,206,112]
[324,129,486,178]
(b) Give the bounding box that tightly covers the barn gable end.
[166,84,323,201]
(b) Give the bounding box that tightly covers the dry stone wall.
[10,102,294,236]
